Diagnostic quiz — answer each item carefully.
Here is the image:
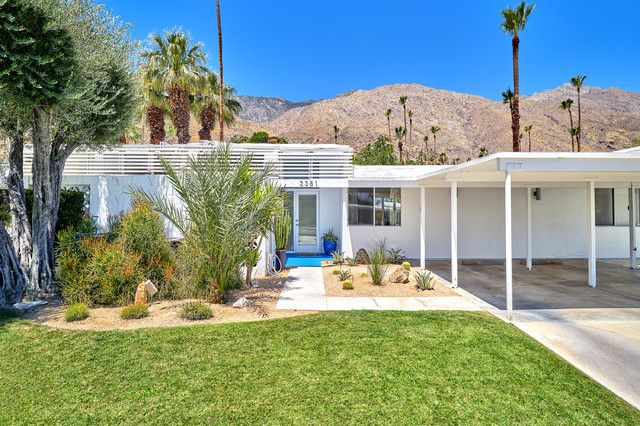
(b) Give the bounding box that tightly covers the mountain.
[227,83,640,159]
[236,96,317,122]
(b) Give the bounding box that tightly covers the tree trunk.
[387,117,391,141]
[0,221,25,306]
[402,106,407,161]
[198,104,216,141]
[528,133,531,152]
[568,109,575,152]
[398,141,403,164]
[147,106,166,145]
[511,35,521,152]
[216,0,224,142]
[576,88,582,152]
[168,87,191,144]
[433,135,437,156]
[29,107,55,296]
[7,126,32,273]
[46,156,67,276]
[409,119,412,149]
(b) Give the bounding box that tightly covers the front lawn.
[0,311,638,424]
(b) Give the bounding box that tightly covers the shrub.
[117,202,175,298]
[331,251,344,265]
[180,302,213,321]
[387,248,406,265]
[402,261,411,271]
[57,236,144,306]
[120,304,149,320]
[367,240,389,286]
[248,131,269,144]
[342,279,353,290]
[1,188,85,232]
[345,257,358,267]
[337,268,352,281]
[65,303,89,322]
[414,270,436,291]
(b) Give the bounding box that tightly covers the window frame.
[348,187,402,227]
[595,188,615,227]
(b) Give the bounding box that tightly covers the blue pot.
[323,239,337,255]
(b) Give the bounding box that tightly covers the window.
[348,188,401,226]
[595,188,614,226]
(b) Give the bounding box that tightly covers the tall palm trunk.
[402,106,408,150]
[568,109,575,152]
[511,35,521,152]
[168,87,191,144]
[147,106,166,145]
[433,134,437,155]
[408,117,412,148]
[576,88,582,152]
[198,104,216,140]
[527,132,531,151]
[387,116,391,141]
[216,0,224,142]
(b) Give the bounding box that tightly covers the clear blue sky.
[103,0,639,102]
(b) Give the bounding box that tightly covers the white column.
[505,171,513,319]
[420,186,426,270]
[450,181,458,287]
[341,187,353,257]
[587,181,597,287]
[630,183,637,269]
[526,187,532,270]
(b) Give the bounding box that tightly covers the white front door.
[289,190,319,253]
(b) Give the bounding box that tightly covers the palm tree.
[500,1,535,152]
[430,126,441,154]
[394,126,406,164]
[560,99,575,151]
[399,96,408,148]
[407,110,414,148]
[143,30,208,144]
[570,127,581,150]
[423,135,429,157]
[501,87,514,114]
[385,108,392,140]
[216,0,225,141]
[570,75,587,151]
[140,68,168,145]
[524,124,533,151]
[193,71,242,140]
[333,125,340,143]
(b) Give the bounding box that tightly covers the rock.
[250,280,260,288]
[389,267,410,284]
[135,280,158,305]
[233,297,248,308]
[13,300,47,313]
[355,248,370,265]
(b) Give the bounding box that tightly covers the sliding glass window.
[348,188,401,226]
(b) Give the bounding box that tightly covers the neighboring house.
[22,143,640,315]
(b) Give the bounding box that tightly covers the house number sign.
[299,180,318,188]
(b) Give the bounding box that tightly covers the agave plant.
[414,270,435,291]
[331,250,345,265]
[386,248,406,265]
[337,269,352,282]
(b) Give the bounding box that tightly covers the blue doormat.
[285,253,332,268]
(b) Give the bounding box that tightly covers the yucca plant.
[367,239,389,286]
[414,270,435,291]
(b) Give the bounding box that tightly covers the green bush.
[120,304,149,320]
[248,131,269,144]
[0,188,85,230]
[57,236,144,306]
[180,302,213,321]
[65,303,89,322]
[116,202,175,297]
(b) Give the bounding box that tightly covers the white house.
[22,142,640,316]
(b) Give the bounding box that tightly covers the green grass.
[0,311,638,424]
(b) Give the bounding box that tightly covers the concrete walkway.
[276,267,481,312]
[511,308,640,410]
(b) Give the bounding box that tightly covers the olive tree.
[0,0,137,300]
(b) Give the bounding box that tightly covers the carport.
[416,150,640,318]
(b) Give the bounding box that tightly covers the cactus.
[402,261,411,271]
[273,212,292,251]
[342,279,354,290]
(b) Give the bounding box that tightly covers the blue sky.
[103,0,639,102]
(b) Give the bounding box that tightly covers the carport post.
[630,183,637,269]
[587,181,597,287]
[450,180,458,287]
[526,187,532,270]
[505,171,513,319]
[420,186,426,270]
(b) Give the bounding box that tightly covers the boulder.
[233,297,248,308]
[355,248,370,265]
[389,267,410,284]
[134,280,158,305]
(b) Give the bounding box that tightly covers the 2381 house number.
[299,180,318,188]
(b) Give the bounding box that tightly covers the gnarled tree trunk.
[198,104,215,141]
[7,124,32,273]
[168,87,191,144]
[0,221,25,306]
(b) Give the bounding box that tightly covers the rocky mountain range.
[228,83,640,160]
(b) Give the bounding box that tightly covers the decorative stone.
[233,297,248,308]
[389,267,410,284]
[134,280,158,305]
[250,280,260,288]
[355,248,370,265]
[13,300,47,312]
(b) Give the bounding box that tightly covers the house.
[22,142,640,317]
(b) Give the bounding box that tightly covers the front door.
[288,190,319,253]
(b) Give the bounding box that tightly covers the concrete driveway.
[426,259,640,409]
